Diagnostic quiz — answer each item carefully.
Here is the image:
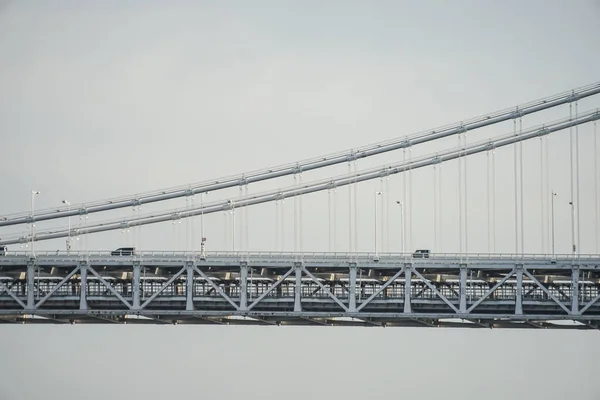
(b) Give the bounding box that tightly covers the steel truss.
[0,253,599,328]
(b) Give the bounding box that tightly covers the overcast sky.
[1,1,600,399]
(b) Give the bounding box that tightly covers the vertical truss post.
[516,264,523,315]
[26,259,35,310]
[294,262,302,312]
[404,263,412,314]
[186,261,194,311]
[459,265,467,313]
[79,261,88,310]
[132,262,141,310]
[240,262,248,311]
[572,266,579,315]
[349,263,357,312]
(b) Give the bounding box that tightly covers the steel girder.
[0,254,599,328]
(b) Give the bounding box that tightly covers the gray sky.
[1,1,600,398]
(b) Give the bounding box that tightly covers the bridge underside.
[1,253,599,329]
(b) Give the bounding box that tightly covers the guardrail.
[2,250,599,261]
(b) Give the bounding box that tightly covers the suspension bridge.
[1,82,600,328]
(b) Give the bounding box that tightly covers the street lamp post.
[30,190,40,257]
[569,200,576,255]
[374,191,382,259]
[62,200,71,254]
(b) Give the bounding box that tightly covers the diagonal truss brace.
[467,267,516,313]
[523,270,571,314]
[247,267,295,311]
[302,266,349,312]
[356,267,405,312]
[0,280,26,309]
[87,266,132,309]
[35,266,80,309]
[412,268,459,313]
[140,266,186,309]
[580,292,600,314]
[193,265,239,311]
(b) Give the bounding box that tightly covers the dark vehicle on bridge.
[412,249,430,258]
[0,246,6,256]
[111,247,135,256]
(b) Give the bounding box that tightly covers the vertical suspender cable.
[575,101,581,258]
[543,135,553,252]
[239,186,243,253]
[348,162,352,253]
[333,188,337,253]
[595,120,599,254]
[465,130,469,257]
[328,189,332,252]
[380,178,385,253]
[408,147,413,253]
[293,174,298,254]
[245,185,249,255]
[386,176,390,253]
[514,117,519,255]
[569,101,575,255]
[487,150,491,253]
[403,148,407,258]
[281,199,285,252]
[434,164,437,252]
[354,160,358,254]
[439,163,443,253]
[458,132,463,256]
[492,149,496,253]
[519,117,524,256]
[275,200,280,251]
[299,173,304,256]
[540,137,545,254]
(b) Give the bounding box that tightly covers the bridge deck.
[0,252,599,328]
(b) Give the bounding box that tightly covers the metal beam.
[459,266,467,313]
[357,267,405,312]
[247,267,294,311]
[35,266,80,309]
[516,265,523,315]
[411,268,459,313]
[79,262,88,310]
[239,263,248,311]
[192,265,239,310]
[467,267,516,313]
[0,280,26,309]
[348,265,357,312]
[302,266,349,312]
[186,262,194,311]
[523,270,571,314]
[87,266,132,309]
[294,264,302,312]
[140,266,186,309]
[571,267,579,315]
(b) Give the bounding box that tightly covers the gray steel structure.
[2,109,599,246]
[2,81,599,228]
[1,251,599,329]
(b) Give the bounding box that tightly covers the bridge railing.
[2,250,599,261]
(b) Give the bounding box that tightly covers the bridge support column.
[404,264,412,314]
[132,262,141,310]
[26,259,35,311]
[571,266,579,315]
[294,262,302,312]
[348,263,357,312]
[459,266,467,313]
[515,265,523,315]
[79,262,88,310]
[186,261,194,311]
[240,262,248,311]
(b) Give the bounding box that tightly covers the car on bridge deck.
[0,246,6,256]
[111,247,135,256]
[412,249,430,259]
